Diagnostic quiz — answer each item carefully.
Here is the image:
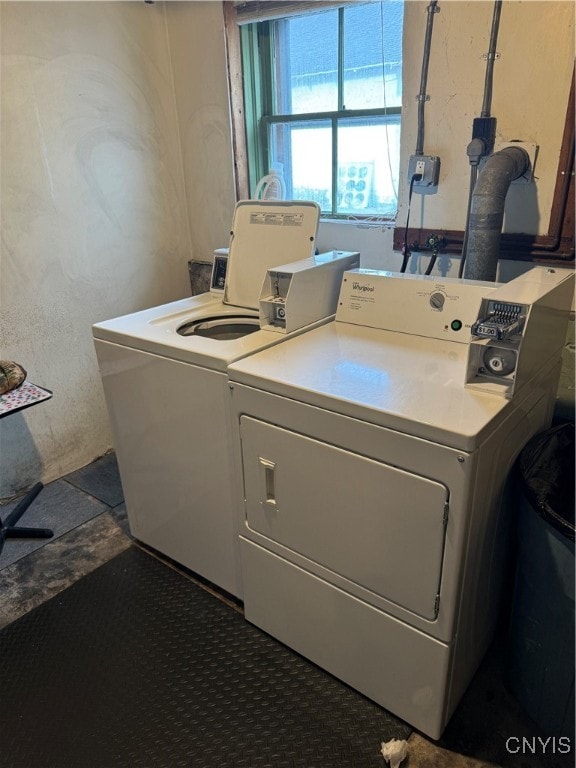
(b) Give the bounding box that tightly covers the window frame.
[227,2,403,220]
[224,3,574,263]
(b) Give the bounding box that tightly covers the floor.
[0,452,572,768]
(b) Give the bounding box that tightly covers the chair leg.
[4,482,44,527]
[4,526,53,539]
[0,482,54,558]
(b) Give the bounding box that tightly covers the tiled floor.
[0,453,572,768]
[0,453,131,627]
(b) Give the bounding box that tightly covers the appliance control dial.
[430,291,446,310]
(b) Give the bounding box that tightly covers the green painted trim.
[261,107,401,125]
[242,6,402,216]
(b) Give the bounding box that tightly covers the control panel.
[259,251,360,334]
[465,268,574,398]
[335,267,573,399]
[336,270,499,342]
[210,248,229,294]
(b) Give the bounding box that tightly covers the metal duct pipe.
[463,146,530,282]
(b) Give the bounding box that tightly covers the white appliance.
[93,200,359,599]
[227,266,574,738]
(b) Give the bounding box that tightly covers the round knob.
[430,291,445,310]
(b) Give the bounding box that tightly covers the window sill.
[319,217,396,229]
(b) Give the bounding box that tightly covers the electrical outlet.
[408,154,441,189]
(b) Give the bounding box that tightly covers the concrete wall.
[165,1,237,261]
[1,1,574,497]
[0,1,194,495]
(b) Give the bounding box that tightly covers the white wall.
[316,0,574,277]
[165,1,237,259]
[1,0,573,497]
[0,1,192,495]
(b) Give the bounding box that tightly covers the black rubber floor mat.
[0,545,410,768]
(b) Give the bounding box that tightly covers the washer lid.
[224,201,320,309]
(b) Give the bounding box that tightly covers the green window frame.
[239,4,403,220]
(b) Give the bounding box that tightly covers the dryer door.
[240,416,449,621]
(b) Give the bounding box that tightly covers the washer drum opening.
[177,316,260,340]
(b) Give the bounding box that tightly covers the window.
[238,1,404,220]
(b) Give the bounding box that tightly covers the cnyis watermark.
[505,736,572,755]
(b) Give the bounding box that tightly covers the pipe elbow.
[463,146,531,282]
[474,146,531,197]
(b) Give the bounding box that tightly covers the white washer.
[92,201,358,598]
[227,267,573,738]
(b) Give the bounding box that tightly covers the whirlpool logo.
[352,282,375,293]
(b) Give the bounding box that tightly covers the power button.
[451,319,463,331]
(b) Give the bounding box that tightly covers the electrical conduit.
[415,0,439,156]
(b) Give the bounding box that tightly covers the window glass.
[245,1,404,219]
[337,116,400,216]
[273,12,339,115]
[270,121,333,212]
[342,3,403,110]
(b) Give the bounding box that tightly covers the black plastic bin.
[507,422,575,739]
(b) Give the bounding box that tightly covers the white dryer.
[92,200,359,598]
[227,266,574,738]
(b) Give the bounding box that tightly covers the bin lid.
[520,422,575,541]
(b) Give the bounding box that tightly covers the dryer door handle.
[258,457,277,509]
